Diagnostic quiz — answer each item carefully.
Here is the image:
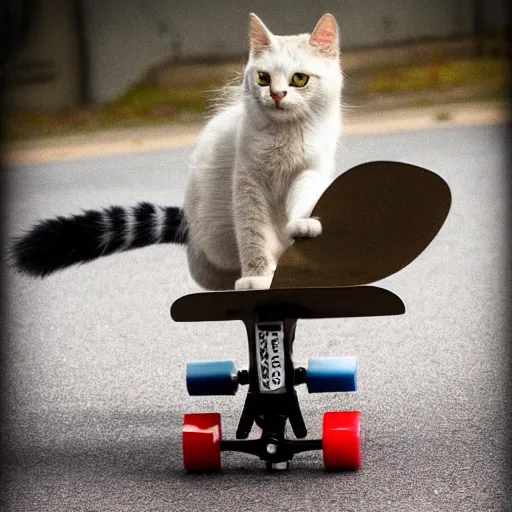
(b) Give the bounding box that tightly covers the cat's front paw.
[235,275,273,290]
[286,217,322,240]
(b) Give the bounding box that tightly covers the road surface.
[2,122,510,511]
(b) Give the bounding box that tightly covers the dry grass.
[365,58,508,95]
[4,84,210,141]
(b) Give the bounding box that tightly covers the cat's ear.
[249,13,273,55]
[309,13,339,57]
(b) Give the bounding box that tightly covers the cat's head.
[243,13,342,122]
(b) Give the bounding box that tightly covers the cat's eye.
[257,71,271,86]
[290,73,309,87]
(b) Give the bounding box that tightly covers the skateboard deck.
[172,161,450,324]
[171,286,404,323]
[272,161,451,288]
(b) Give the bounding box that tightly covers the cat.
[11,13,343,291]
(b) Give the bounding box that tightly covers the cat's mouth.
[259,98,300,119]
[266,101,287,111]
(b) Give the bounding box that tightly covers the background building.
[4,0,509,110]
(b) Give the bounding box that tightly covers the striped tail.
[10,202,188,277]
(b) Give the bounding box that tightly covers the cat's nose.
[270,90,287,104]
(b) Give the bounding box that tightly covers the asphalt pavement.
[1,122,510,511]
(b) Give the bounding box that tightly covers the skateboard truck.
[223,318,319,470]
[173,286,405,472]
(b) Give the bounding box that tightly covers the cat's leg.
[187,243,240,290]
[286,217,322,240]
[233,178,282,290]
[285,170,330,240]
[234,222,281,290]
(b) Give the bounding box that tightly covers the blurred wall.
[5,0,81,111]
[6,0,509,109]
[84,0,478,104]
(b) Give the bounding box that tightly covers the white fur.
[154,206,167,242]
[183,14,342,290]
[99,209,113,253]
[122,207,136,250]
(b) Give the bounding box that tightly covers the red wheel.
[183,413,222,472]
[322,411,361,470]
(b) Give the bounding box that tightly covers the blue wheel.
[306,357,357,393]
[186,360,239,396]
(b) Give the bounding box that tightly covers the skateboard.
[171,161,451,472]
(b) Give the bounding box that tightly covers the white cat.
[186,13,342,290]
[11,13,343,291]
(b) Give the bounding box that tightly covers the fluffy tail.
[10,202,188,277]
